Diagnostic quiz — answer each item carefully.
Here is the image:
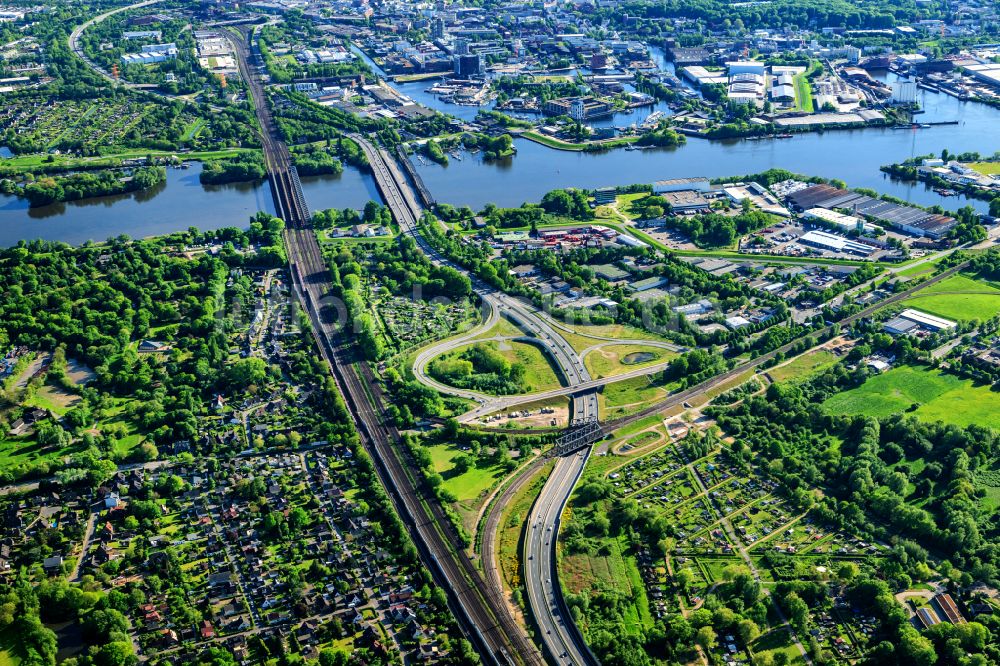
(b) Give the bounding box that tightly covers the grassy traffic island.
[427,340,564,395]
[584,343,675,380]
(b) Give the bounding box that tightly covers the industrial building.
[891,79,918,103]
[661,189,713,213]
[798,230,875,256]
[883,308,957,335]
[628,276,669,293]
[673,298,714,315]
[787,184,956,239]
[653,177,711,193]
[121,42,177,65]
[802,207,878,234]
[123,30,161,40]
[680,66,728,86]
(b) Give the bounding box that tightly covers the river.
[1,56,997,246]
[411,73,999,212]
[0,161,377,247]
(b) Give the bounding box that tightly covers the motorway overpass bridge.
[351,134,601,666]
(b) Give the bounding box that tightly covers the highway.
[230,29,541,666]
[349,134,600,425]
[525,451,600,666]
[351,134,603,664]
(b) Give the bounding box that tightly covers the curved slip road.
[351,135,602,663]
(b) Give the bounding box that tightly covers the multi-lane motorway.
[230,30,546,666]
[227,31,975,666]
[351,135,603,665]
[349,134,600,425]
[525,451,600,666]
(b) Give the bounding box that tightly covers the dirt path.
[688,457,814,666]
[70,510,97,582]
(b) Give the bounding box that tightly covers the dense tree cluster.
[326,233,473,360]
[713,367,1000,585]
[199,153,266,185]
[665,210,777,249]
[5,166,166,207]
[291,146,343,177]
[0,217,285,481]
[429,344,527,395]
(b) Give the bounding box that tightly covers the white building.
[653,177,711,193]
[121,42,177,65]
[799,229,875,256]
[803,207,878,234]
[891,80,918,104]
[726,60,766,76]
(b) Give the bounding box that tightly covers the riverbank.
[0,148,253,177]
[520,131,639,152]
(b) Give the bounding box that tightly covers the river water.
[0,55,996,246]
[413,72,998,212]
[0,161,377,246]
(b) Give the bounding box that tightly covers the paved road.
[69,0,165,89]
[524,450,598,666]
[351,135,600,422]
[351,135,600,662]
[600,254,974,433]
[69,510,97,582]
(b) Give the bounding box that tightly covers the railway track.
[602,256,973,432]
[229,28,536,666]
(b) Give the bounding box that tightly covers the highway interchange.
[232,30,543,666]
[68,9,986,666]
[352,133,601,664]
[242,92,975,666]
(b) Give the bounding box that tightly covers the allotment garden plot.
[0,98,203,155]
[603,437,884,608]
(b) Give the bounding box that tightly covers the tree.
[784,592,809,632]
[898,627,937,666]
[82,608,130,643]
[452,454,473,474]
[224,357,268,389]
[675,568,694,593]
[736,618,760,644]
[318,649,349,666]
[695,626,717,651]
[95,641,136,666]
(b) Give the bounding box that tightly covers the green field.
[584,344,673,379]
[521,131,638,152]
[431,340,564,394]
[497,460,554,592]
[428,443,506,531]
[599,375,673,418]
[551,321,674,354]
[902,274,1000,321]
[823,365,1000,430]
[969,161,1000,175]
[769,350,838,384]
[793,73,814,113]
[559,533,653,637]
[752,629,807,665]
